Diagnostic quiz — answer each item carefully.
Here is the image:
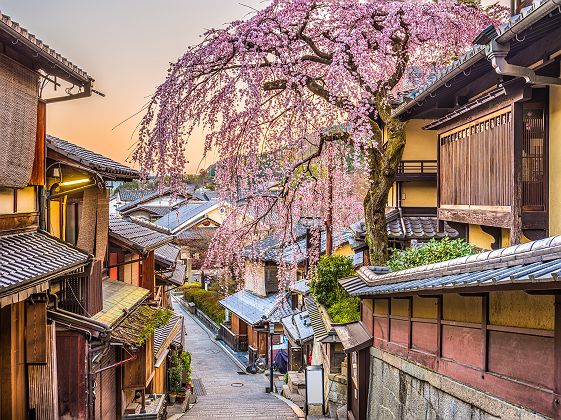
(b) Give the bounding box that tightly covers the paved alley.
[171,298,299,420]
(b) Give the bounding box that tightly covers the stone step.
[287,371,306,393]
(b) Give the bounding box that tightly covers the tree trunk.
[364,117,406,265]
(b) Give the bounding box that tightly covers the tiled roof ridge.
[359,235,561,287]
[128,216,173,235]
[0,10,91,82]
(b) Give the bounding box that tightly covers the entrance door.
[348,348,370,420]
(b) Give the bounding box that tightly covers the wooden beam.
[554,295,561,395]
[436,295,442,359]
[438,207,511,229]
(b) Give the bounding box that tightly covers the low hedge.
[182,284,225,325]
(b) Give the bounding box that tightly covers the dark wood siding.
[85,259,103,316]
[57,331,87,420]
[28,323,58,419]
[440,108,513,208]
[0,302,27,420]
[94,347,118,420]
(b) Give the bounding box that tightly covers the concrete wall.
[367,347,546,420]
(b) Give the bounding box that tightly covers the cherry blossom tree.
[135,0,503,270]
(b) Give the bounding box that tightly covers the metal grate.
[192,378,206,396]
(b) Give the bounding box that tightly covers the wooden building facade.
[393,0,561,251]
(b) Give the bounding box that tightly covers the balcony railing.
[396,160,437,181]
[220,322,248,352]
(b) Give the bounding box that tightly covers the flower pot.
[169,393,177,404]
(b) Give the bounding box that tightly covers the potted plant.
[168,351,183,404]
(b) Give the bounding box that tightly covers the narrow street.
[171,298,299,420]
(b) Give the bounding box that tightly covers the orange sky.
[2,0,507,174]
[1,0,263,173]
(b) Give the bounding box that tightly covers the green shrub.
[310,255,355,308]
[327,296,360,323]
[182,284,225,324]
[387,237,475,272]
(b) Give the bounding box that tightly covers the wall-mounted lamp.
[59,178,91,187]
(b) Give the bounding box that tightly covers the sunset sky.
[2,0,506,174]
[1,0,263,173]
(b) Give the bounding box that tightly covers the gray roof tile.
[219,290,292,325]
[47,135,138,179]
[340,235,561,296]
[109,216,172,252]
[0,231,90,295]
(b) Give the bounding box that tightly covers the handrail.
[397,160,437,175]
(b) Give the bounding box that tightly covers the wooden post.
[481,294,489,373]
[326,158,333,256]
[436,295,443,359]
[141,251,155,297]
[511,102,523,245]
[407,297,412,350]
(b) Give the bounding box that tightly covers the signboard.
[305,365,325,411]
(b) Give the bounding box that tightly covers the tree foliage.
[183,283,225,325]
[135,0,503,282]
[310,255,355,307]
[387,237,475,272]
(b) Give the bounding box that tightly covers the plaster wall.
[400,182,437,208]
[333,243,354,257]
[402,120,438,161]
[442,294,482,323]
[468,224,495,250]
[489,291,554,330]
[412,296,437,319]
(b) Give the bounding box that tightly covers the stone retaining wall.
[367,347,547,420]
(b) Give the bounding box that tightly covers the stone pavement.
[171,297,300,419]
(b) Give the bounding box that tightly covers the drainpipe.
[487,39,561,86]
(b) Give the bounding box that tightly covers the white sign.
[305,365,324,405]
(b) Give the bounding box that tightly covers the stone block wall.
[367,347,546,420]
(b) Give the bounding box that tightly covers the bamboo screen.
[0,54,39,188]
[439,108,513,207]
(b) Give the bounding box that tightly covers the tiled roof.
[304,296,339,343]
[281,310,314,344]
[118,189,156,203]
[154,243,180,266]
[47,135,139,179]
[340,236,561,296]
[0,10,91,84]
[289,279,310,295]
[0,231,89,296]
[109,216,173,253]
[349,213,458,247]
[154,312,183,361]
[138,206,172,217]
[333,321,373,353]
[219,290,292,325]
[117,185,207,213]
[155,200,219,233]
[110,305,160,348]
[92,280,149,327]
[392,0,561,118]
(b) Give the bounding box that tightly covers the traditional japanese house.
[219,288,292,365]
[392,0,561,251]
[152,313,185,395]
[0,9,99,420]
[108,215,174,298]
[341,236,561,420]
[281,310,313,371]
[91,279,169,419]
[117,186,209,221]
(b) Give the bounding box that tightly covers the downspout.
[487,39,561,86]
